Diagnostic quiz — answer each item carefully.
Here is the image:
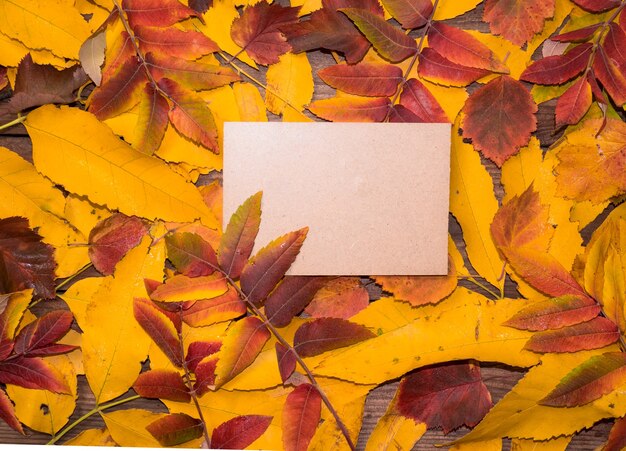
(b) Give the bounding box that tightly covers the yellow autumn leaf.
[570,200,608,230]
[60,277,105,328]
[291,0,321,15]
[433,0,481,20]
[64,428,117,446]
[450,116,504,289]
[453,348,626,443]
[233,82,268,121]
[312,288,539,384]
[82,234,165,403]
[511,436,572,451]
[0,0,91,60]
[265,52,314,116]
[366,414,426,451]
[63,194,111,238]
[310,390,367,451]
[0,31,28,67]
[155,126,223,174]
[25,105,219,229]
[451,439,503,451]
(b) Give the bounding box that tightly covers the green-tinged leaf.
[340,8,417,63]
[381,0,432,29]
[134,83,169,155]
[240,228,308,306]
[504,295,600,331]
[218,192,262,279]
[25,105,219,228]
[166,232,219,277]
[146,413,204,447]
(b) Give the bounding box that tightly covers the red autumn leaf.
[483,0,556,46]
[503,295,601,331]
[213,316,271,388]
[157,78,219,152]
[552,24,601,42]
[166,232,218,277]
[374,259,457,307]
[265,277,328,327]
[0,293,29,360]
[135,83,169,154]
[282,384,321,451]
[555,76,592,128]
[340,8,417,63]
[275,343,296,383]
[231,2,300,65]
[572,0,620,12]
[309,96,391,122]
[388,104,424,122]
[123,0,200,28]
[240,228,308,306]
[218,192,262,279]
[133,369,191,402]
[182,288,246,327]
[380,0,432,29]
[89,213,148,276]
[0,217,56,299]
[293,318,375,357]
[185,341,221,372]
[395,362,492,433]
[0,356,70,393]
[133,297,183,367]
[146,53,240,91]
[281,1,373,64]
[0,54,87,120]
[13,311,74,356]
[520,43,592,84]
[146,413,204,447]
[211,415,273,449]
[304,277,369,319]
[194,355,218,396]
[0,389,23,434]
[428,23,508,73]
[524,316,620,353]
[605,416,626,451]
[603,23,626,72]
[593,46,626,106]
[399,78,449,122]
[134,25,218,60]
[462,75,538,167]
[540,352,626,407]
[317,62,403,97]
[88,57,147,120]
[418,48,490,87]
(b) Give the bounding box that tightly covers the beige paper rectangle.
[223,122,451,275]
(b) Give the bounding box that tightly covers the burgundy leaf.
[304,277,369,320]
[572,0,620,12]
[276,343,296,383]
[133,297,182,367]
[418,48,490,86]
[282,384,321,451]
[194,356,218,396]
[388,104,423,122]
[294,318,375,357]
[552,24,601,42]
[133,369,191,402]
[13,311,74,356]
[89,214,148,275]
[524,317,620,353]
[381,0,432,29]
[520,43,592,85]
[185,341,221,373]
[0,356,70,393]
[181,288,246,327]
[265,276,329,327]
[399,78,448,122]
[212,415,273,449]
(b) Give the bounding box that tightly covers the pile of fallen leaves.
[0,0,625,448]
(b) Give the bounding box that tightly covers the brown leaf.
[399,78,449,122]
[462,75,537,166]
[572,0,620,12]
[146,413,204,447]
[524,317,620,353]
[0,217,56,299]
[166,232,218,277]
[133,369,191,402]
[396,362,492,433]
[381,0,432,29]
[146,53,240,91]
[265,276,328,327]
[282,384,321,451]
[211,415,273,449]
[293,317,375,357]
[89,214,148,276]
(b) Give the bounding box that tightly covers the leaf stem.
[56,263,94,293]
[207,264,356,450]
[177,314,212,447]
[0,115,26,132]
[461,275,500,300]
[47,394,141,445]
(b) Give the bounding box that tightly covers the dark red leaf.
[123,0,200,27]
[572,0,620,12]
[593,46,626,106]
[0,217,56,299]
[275,343,296,383]
[318,62,403,97]
[194,356,218,396]
[462,75,537,167]
[520,43,592,85]
[304,277,369,319]
[552,24,601,42]
[265,277,328,327]
[555,76,592,128]
[388,104,423,122]
[282,384,321,451]
[24,343,78,357]
[240,228,308,306]
[381,0,432,29]
[146,413,204,447]
[13,311,74,356]
[185,340,221,373]
[0,389,22,434]
[504,295,601,331]
[212,415,273,449]
[396,362,492,433]
[133,369,191,402]
[133,297,182,367]
[294,318,375,357]
[540,352,626,407]
[0,356,70,393]
[166,232,218,277]
[603,23,626,72]
[218,192,262,279]
[89,214,148,275]
[605,416,626,451]
[181,288,246,327]
[231,2,300,65]
[418,48,490,86]
[134,25,218,60]
[525,317,620,353]
[399,78,448,122]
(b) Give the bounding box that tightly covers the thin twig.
[0,115,26,132]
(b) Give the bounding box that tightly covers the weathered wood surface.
[0,4,616,450]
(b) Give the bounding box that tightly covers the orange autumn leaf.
[309,96,391,122]
[483,0,556,46]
